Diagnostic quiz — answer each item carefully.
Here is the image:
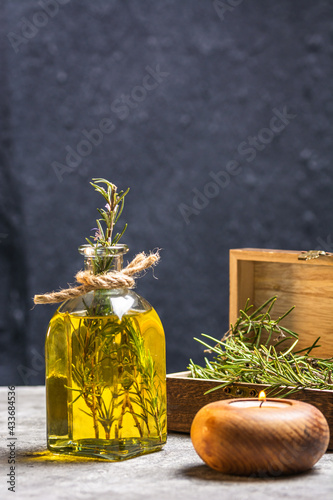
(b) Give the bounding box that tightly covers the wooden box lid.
[229,248,333,358]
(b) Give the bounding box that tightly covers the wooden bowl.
[191,398,330,476]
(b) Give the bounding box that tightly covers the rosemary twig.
[189,297,333,397]
[85,178,130,275]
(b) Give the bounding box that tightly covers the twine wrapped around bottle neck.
[33,251,160,305]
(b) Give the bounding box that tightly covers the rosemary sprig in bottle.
[85,178,130,275]
[189,296,333,397]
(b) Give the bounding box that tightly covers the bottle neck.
[78,244,129,275]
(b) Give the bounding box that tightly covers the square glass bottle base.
[48,437,166,461]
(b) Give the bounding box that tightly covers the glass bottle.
[45,244,167,460]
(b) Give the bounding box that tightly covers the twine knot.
[34,251,160,305]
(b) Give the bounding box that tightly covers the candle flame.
[258,391,266,402]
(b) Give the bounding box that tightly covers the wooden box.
[167,248,333,449]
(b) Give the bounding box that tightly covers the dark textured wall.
[0,0,332,385]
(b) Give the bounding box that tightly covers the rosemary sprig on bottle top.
[188,296,333,397]
[85,178,130,275]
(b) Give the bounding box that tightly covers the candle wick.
[259,400,264,408]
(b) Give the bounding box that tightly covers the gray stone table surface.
[0,386,332,500]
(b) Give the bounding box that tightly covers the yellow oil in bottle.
[46,307,166,460]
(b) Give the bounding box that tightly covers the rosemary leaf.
[188,297,333,397]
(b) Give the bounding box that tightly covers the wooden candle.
[191,395,330,476]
